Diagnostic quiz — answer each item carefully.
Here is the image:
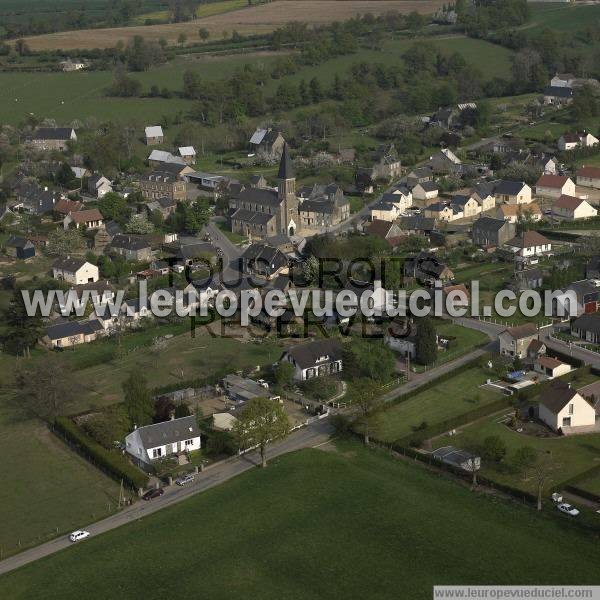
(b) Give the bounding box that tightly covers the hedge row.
[564,485,600,504]
[395,396,513,448]
[545,347,585,369]
[396,444,537,504]
[54,417,149,491]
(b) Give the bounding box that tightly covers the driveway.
[0,419,332,577]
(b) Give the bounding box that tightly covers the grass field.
[574,470,600,497]
[21,0,446,50]
[1,441,599,599]
[0,406,120,555]
[0,322,285,553]
[0,36,513,126]
[432,408,600,494]
[371,363,503,442]
[526,3,600,33]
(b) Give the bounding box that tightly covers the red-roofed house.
[577,166,600,190]
[365,219,405,248]
[535,174,575,199]
[534,356,571,378]
[553,194,597,220]
[63,208,104,230]
[54,198,83,217]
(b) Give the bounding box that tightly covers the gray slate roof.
[136,416,200,448]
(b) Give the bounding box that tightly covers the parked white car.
[557,503,580,517]
[69,530,90,542]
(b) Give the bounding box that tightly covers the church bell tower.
[277,143,298,235]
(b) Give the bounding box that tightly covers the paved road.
[0,419,333,577]
[201,219,242,283]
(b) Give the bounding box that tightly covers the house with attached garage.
[499,323,539,359]
[537,381,597,434]
[144,125,164,145]
[576,166,600,189]
[281,339,343,381]
[535,174,576,199]
[52,257,99,285]
[564,280,600,317]
[406,166,434,187]
[125,415,201,467]
[493,180,532,205]
[553,195,597,220]
[471,216,515,249]
[504,230,552,258]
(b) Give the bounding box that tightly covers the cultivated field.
[0,36,513,126]
[21,0,447,50]
[1,442,599,598]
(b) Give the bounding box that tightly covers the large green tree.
[15,353,76,421]
[233,397,289,468]
[350,378,383,445]
[415,318,437,366]
[1,287,44,356]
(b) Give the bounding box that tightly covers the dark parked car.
[142,488,164,501]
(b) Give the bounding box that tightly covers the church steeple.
[278,142,295,181]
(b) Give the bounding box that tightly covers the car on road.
[557,503,579,516]
[175,474,195,486]
[142,488,165,501]
[69,530,90,542]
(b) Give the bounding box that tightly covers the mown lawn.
[431,410,600,494]
[1,442,599,599]
[371,363,503,442]
[0,407,120,556]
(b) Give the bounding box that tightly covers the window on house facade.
[185,439,194,446]
[569,403,574,415]
[152,447,163,458]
